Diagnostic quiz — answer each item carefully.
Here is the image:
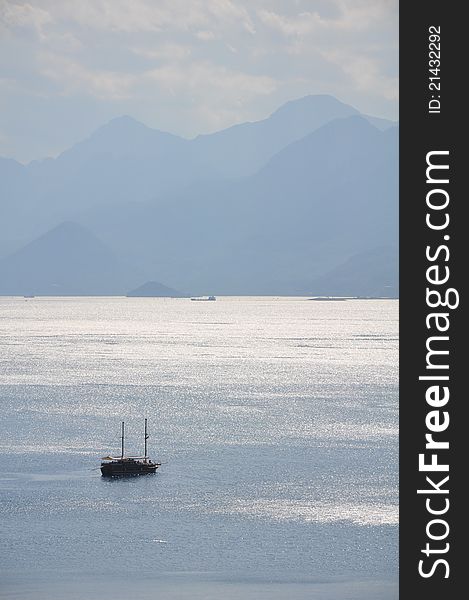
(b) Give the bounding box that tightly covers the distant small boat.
[23,295,35,298]
[190,295,216,301]
[100,419,161,477]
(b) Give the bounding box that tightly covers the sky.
[0,0,398,163]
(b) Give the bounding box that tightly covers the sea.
[0,296,398,600]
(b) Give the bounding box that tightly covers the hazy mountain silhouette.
[212,117,398,294]
[307,246,399,297]
[81,116,397,295]
[127,281,187,297]
[191,94,358,178]
[1,95,396,241]
[191,94,394,179]
[0,157,37,248]
[0,96,398,296]
[13,118,194,239]
[0,221,145,295]
[215,117,398,295]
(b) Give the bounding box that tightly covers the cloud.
[37,0,256,34]
[196,30,218,42]
[144,61,277,100]
[324,51,398,100]
[33,46,277,105]
[0,1,55,55]
[257,9,323,36]
[256,0,398,36]
[255,2,398,103]
[257,0,397,36]
[0,1,52,35]
[38,52,135,100]
[131,44,193,62]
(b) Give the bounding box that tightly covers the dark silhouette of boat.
[101,419,161,477]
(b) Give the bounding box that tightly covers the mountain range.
[0,95,398,297]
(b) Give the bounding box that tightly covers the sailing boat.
[100,419,161,477]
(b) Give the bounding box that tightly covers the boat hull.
[101,461,159,477]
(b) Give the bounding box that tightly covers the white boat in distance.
[190,296,216,301]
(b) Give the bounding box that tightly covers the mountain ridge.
[0,95,398,296]
[0,221,145,296]
[75,114,397,295]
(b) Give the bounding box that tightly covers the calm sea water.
[0,297,398,600]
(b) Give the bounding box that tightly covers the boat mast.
[121,421,125,459]
[144,418,149,460]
